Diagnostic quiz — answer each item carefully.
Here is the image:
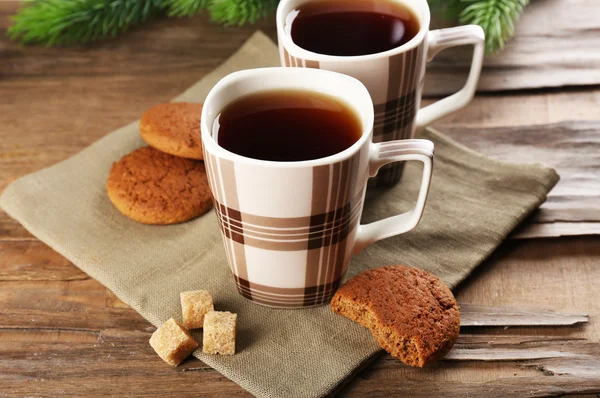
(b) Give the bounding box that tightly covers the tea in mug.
[290,0,420,56]
[214,89,362,162]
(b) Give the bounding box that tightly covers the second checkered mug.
[201,67,433,308]
[277,0,484,186]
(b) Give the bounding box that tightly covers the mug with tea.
[201,67,434,308]
[277,0,484,186]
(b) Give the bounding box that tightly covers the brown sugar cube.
[203,311,237,355]
[149,318,198,366]
[180,290,214,329]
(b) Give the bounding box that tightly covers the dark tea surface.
[214,90,362,162]
[290,1,419,56]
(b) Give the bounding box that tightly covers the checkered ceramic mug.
[277,0,484,186]
[201,67,433,308]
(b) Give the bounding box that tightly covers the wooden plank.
[0,4,276,84]
[0,339,250,397]
[0,2,275,197]
[1,331,597,397]
[0,236,598,395]
[2,0,598,241]
[3,119,598,239]
[2,239,591,330]
[3,0,598,97]
[0,279,151,332]
[460,305,588,327]
[455,236,600,342]
[0,240,589,327]
[344,335,600,396]
[343,375,600,397]
[447,348,583,362]
[0,241,88,281]
[424,0,600,95]
[438,121,600,238]
[1,1,599,396]
[429,89,600,129]
[514,222,600,239]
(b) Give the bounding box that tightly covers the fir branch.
[7,0,530,53]
[165,0,210,17]
[7,0,165,46]
[209,0,279,25]
[459,0,529,53]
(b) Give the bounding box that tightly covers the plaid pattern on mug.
[204,149,366,307]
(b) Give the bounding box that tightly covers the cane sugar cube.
[180,290,214,329]
[203,311,237,355]
[149,318,198,366]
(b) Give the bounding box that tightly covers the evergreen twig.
[165,0,210,17]
[429,0,529,54]
[460,0,529,53]
[8,0,166,46]
[208,0,279,25]
[7,0,530,52]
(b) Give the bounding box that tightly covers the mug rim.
[201,67,375,169]
[276,0,431,63]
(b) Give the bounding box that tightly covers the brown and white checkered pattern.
[279,17,427,186]
[203,146,368,308]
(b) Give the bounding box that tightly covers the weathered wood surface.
[424,0,600,96]
[438,121,600,238]
[2,233,599,396]
[1,1,600,396]
[1,332,598,397]
[2,2,599,239]
[459,305,589,327]
[2,0,599,98]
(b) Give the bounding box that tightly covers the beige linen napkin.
[0,32,558,398]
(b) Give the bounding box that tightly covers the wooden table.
[1,2,599,397]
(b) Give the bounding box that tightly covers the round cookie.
[106,146,212,224]
[331,265,460,367]
[140,102,204,160]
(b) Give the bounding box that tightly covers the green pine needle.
[459,0,529,53]
[7,0,530,53]
[209,0,279,25]
[429,0,529,54]
[7,0,165,46]
[165,0,210,17]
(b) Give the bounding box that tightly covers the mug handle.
[415,25,485,129]
[353,139,434,253]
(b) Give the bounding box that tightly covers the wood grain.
[1,332,598,397]
[0,277,151,332]
[1,235,598,396]
[459,305,589,327]
[438,121,600,238]
[0,339,251,397]
[0,241,87,281]
[428,89,600,128]
[455,236,600,342]
[342,335,600,397]
[424,0,600,95]
[1,1,599,396]
[0,3,275,198]
[1,3,599,239]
